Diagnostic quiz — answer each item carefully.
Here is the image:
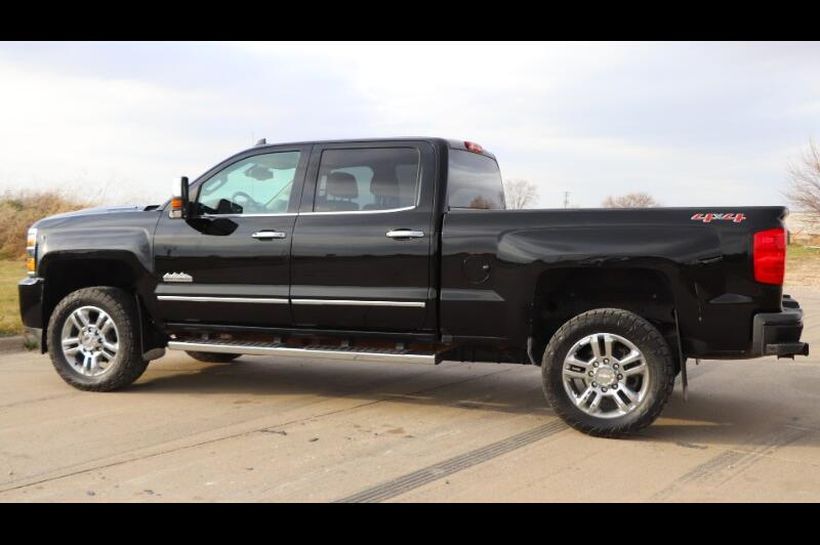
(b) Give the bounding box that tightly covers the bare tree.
[602,192,660,208]
[785,139,820,217]
[504,179,538,209]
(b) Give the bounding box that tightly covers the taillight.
[753,227,786,285]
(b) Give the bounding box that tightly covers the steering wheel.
[230,191,259,212]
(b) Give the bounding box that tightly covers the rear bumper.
[18,276,43,329]
[750,294,809,358]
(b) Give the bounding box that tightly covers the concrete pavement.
[1,287,819,502]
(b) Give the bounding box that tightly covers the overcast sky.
[0,41,818,208]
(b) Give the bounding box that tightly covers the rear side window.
[314,148,420,212]
[447,150,506,210]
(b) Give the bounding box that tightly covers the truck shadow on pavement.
[129,356,819,448]
[131,357,554,417]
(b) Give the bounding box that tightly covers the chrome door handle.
[386,229,425,239]
[252,230,287,240]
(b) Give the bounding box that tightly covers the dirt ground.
[786,258,820,288]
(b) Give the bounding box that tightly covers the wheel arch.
[530,266,679,366]
[38,251,164,354]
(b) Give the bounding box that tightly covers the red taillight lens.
[753,227,786,285]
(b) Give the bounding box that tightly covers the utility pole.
[563,191,570,209]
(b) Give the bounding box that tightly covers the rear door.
[290,141,438,331]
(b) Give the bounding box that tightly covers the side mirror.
[169,176,190,219]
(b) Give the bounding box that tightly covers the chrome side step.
[167,340,439,365]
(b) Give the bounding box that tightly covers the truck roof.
[247,136,496,160]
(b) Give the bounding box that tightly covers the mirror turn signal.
[169,176,190,219]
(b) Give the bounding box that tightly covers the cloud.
[0,42,818,208]
[0,55,239,202]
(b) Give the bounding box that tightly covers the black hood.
[33,204,161,229]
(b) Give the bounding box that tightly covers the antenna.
[563,191,570,209]
[255,138,267,146]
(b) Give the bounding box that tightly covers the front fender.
[38,227,154,275]
[32,211,162,336]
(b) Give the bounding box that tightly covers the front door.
[290,141,438,332]
[153,146,309,327]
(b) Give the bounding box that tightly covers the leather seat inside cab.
[364,174,401,210]
[321,171,359,211]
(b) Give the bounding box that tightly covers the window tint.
[197,151,301,215]
[314,148,420,212]
[447,150,506,210]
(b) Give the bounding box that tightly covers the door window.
[313,148,420,212]
[197,151,301,215]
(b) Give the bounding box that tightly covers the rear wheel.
[185,351,241,363]
[48,287,148,391]
[541,308,675,437]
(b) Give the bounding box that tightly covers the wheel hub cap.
[593,366,616,387]
[61,306,120,377]
[561,332,650,419]
[80,328,101,350]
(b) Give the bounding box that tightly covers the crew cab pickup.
[18,137,809,436]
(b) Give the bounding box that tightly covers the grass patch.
[0,259,25,336]
[787,243,820,262]
[784,243,820,288]
[0,190,95,259]
[0,188,96,337]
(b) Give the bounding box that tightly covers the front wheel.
[47,287,148,391]
[541,308,676,437]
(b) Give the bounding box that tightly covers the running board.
[167,340,439,365]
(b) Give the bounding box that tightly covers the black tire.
[47,287,148,391]
[185,351,241,363]
[541,308,676,437]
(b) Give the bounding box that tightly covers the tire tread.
[47,287,148,391]
[541,308,676,437]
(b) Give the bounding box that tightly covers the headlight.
[26,227,37,276]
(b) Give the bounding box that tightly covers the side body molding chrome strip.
[157,296,288,304]
[291,299,426,308]
[158,296,425,308]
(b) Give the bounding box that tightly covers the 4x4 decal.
[691,212,746,223]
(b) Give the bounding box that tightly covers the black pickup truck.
[18,137,809,436]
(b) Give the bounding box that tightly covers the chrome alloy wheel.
[562,332,650,419]
[60,305,120,377]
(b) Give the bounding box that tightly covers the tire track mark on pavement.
[0,392,79,409]
[336,420,567,503]
[0,366,513,494]
[652,425,808,500]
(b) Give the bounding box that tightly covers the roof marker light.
[465,141,484,154]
